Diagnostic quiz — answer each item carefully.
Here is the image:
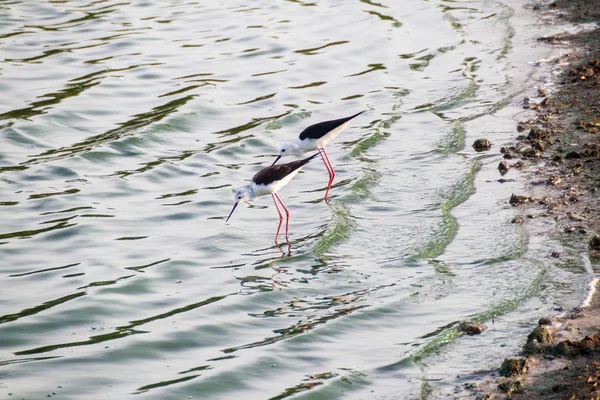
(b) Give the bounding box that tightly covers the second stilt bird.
[227,153,319,243]
[272,111,365,200]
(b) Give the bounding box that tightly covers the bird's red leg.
[274,193,290,241]
[272,193,284,243]
[320,147,336,200]
[318,148,333,198]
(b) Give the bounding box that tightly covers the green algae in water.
[438,119,466,154]
[411,263,545,364]
[483,223,529,265]
[314,202,356,257]
[416,160,480,259]
[348,169,380,201]
[350,129,390,159]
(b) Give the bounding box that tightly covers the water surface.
[0,1,591,399]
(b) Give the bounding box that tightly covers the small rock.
[550,251,561,258]
[523,148,542,158]
[527,326,552,346]
[511,216,524,224]
[472,138,493,151]
[498,380,524,394]
[571,163,583,174]
[459,321,487,335]
[499,357,527,377]
[509,194,531,206]
[539,318,552,326]
[512,160,525,169]
[565,150,583,159]
[567,211,584,221]
[498,161,510,175]
[547,175,561,186]
[590,234,600,258]
[552,382,569,392]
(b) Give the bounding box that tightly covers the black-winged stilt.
[272,111,365,200]
[227,153,319,243]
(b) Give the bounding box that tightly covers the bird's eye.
[282,149,286,152]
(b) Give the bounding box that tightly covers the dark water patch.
[215,111,290,136]
[28,188,80,200]
[207,355,237,362]
[158,84,205,98]
[63,273,85,278]
[345,63,387,77]
[0,292,86,325]
[268,380,325,400]
[251,69,287,77]
[23,94,196,165]
[14,328,144,356]
[9,262,80,278]
[399,48,428,59]
[115,236,148,241]
[179,365,212,375]
[0,78,100,122]
[15,295,229,356]
[40,206,94,215]
[114,150,196,178]
[364,10,402,27]
[0,356,62,367]
[341,94,363,100]
[235,92,277,105]
[295,43,351,58]
[0,221,76,240]
[5,42,107,63]
[409,53,435,72]
[222,304,368,354]
[77,274,135,290]
[157,189,198,200]
[360,0,388,8]
[134,374,201,394]
[288,81,327,89]
[125,258,170,272]
[0,201,19,206]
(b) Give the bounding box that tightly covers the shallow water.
[0,1,592,399]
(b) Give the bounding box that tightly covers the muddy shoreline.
[464,0,600,398]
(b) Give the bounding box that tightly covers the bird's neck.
[246,186,257,201]
[292,139,307,155]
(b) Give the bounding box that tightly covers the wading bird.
[227,153,319,243]
[272,111,365,200]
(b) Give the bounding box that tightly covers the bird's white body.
[228,154,319,242]
[237,168,303,202]
[278,119,353,159]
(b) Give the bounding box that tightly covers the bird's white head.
[233,188,253,204]
[226,187,253,222]
[272,142,303,165]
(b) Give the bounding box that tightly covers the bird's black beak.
[226,202,238,222]
[272,155,282,166]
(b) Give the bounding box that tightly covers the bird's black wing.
[299,111,365,140]
[252,154,318,186]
